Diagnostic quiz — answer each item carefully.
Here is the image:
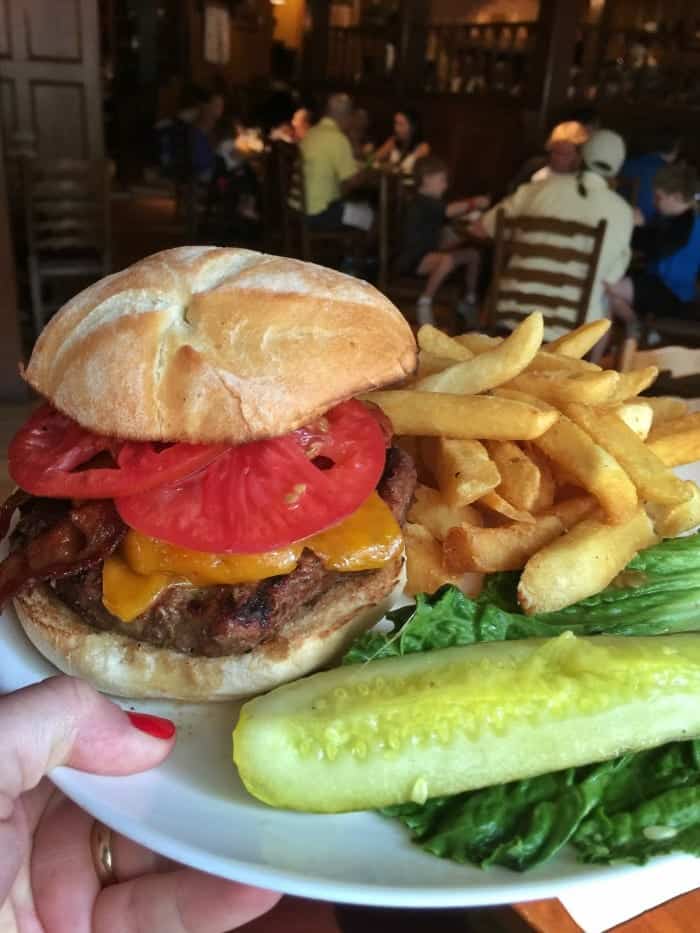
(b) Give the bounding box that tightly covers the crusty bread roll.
[13,552,402,701]
[25,247,416,443]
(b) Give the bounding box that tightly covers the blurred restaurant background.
[2,0,700,403]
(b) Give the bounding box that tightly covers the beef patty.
[41,447,416,658]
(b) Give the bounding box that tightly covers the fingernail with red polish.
[127,711,176,740]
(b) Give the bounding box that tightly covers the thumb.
[0,675,175,800]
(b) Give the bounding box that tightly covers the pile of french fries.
[364,312,700,614]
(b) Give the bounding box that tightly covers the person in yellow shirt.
[470,129,634,340]
[299,93,373,231]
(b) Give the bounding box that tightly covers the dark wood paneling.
[0,77,16,136]
[30,80,87,158]
[0,121,26,399]
[0,0,11,59]
[186,0,274,88]
[26,0,82,62]
[332,84,526,201]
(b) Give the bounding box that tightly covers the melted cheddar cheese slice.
[103,493,402,622]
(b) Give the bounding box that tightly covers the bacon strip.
[0,498,126,608]
[0,489,31,541]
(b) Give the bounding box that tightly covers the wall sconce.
[589,0,605,22]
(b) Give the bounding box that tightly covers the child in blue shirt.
[606,163,699,326]
[619,131,681,223]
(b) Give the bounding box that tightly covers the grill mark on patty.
[46,446,416,658]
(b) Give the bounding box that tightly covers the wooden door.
[0,0,103,163]
[0,0,102,399]
[0,119,25,400]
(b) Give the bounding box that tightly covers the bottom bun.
[13,553,403,701]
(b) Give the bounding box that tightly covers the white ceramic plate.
[1,462,699,908]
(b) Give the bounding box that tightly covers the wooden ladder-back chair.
[23,158,111,337]
[377,172,461,307]
[378,172,415,292]
[483,210,607,334]
[274,141,366,264]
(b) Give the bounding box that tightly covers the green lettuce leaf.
[344,532,700,870]
[382,743,700,871]
[344,531,700,664]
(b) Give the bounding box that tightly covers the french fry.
[648,482,700,537]
[404,523,464,596]
[543,494,597,528]
[485,440,541,512]
[417,325,474,362]
[518,507,659,614]
[478,490,535,524]
[648,412,700,440]
[645,396,689,425]
[646,414,700,468]
[454,332,501,353]
[565,403,692,507]
[416,352,455,380]
[506,370,619,407]
[606,366,658,402]
[526,350,601,373]
[546,319,611,358]
[455,332,601,373]
[422,438,500,506]
[416,312,544,395]
[444,514,565,573]
[408,484,483,541]
[612,401,653,440]
[491,386,552,409]
[523,443,557,512]
[363,391,559,440]
[531,415,638,524]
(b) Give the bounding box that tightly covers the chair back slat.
[32,200,101,218]
[35,234,105,252]
[35,215,101,233]
[22,157,112,338]
[24,159,111,251]
[504,267,587,290]
[504,216,603,239]
[496,289,582,311]
[507,242,594,265]
[493,308,584,331]
[484,209,607,333]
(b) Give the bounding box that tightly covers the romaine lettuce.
[344,532,700,870]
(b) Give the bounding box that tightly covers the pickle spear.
[233,632,700,813]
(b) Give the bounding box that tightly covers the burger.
[0,247,417,700]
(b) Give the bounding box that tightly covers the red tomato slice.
[116,400,388,553]
[9,405,225,499]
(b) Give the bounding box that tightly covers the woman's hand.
[0,675,280,932]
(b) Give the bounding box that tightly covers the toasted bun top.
[25,247,416,443]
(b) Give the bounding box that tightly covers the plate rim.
[3,458,700,909]
[47,764,696,908]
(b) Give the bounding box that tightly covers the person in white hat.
[470,129,634,342]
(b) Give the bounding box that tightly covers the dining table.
[236,886,700,932]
